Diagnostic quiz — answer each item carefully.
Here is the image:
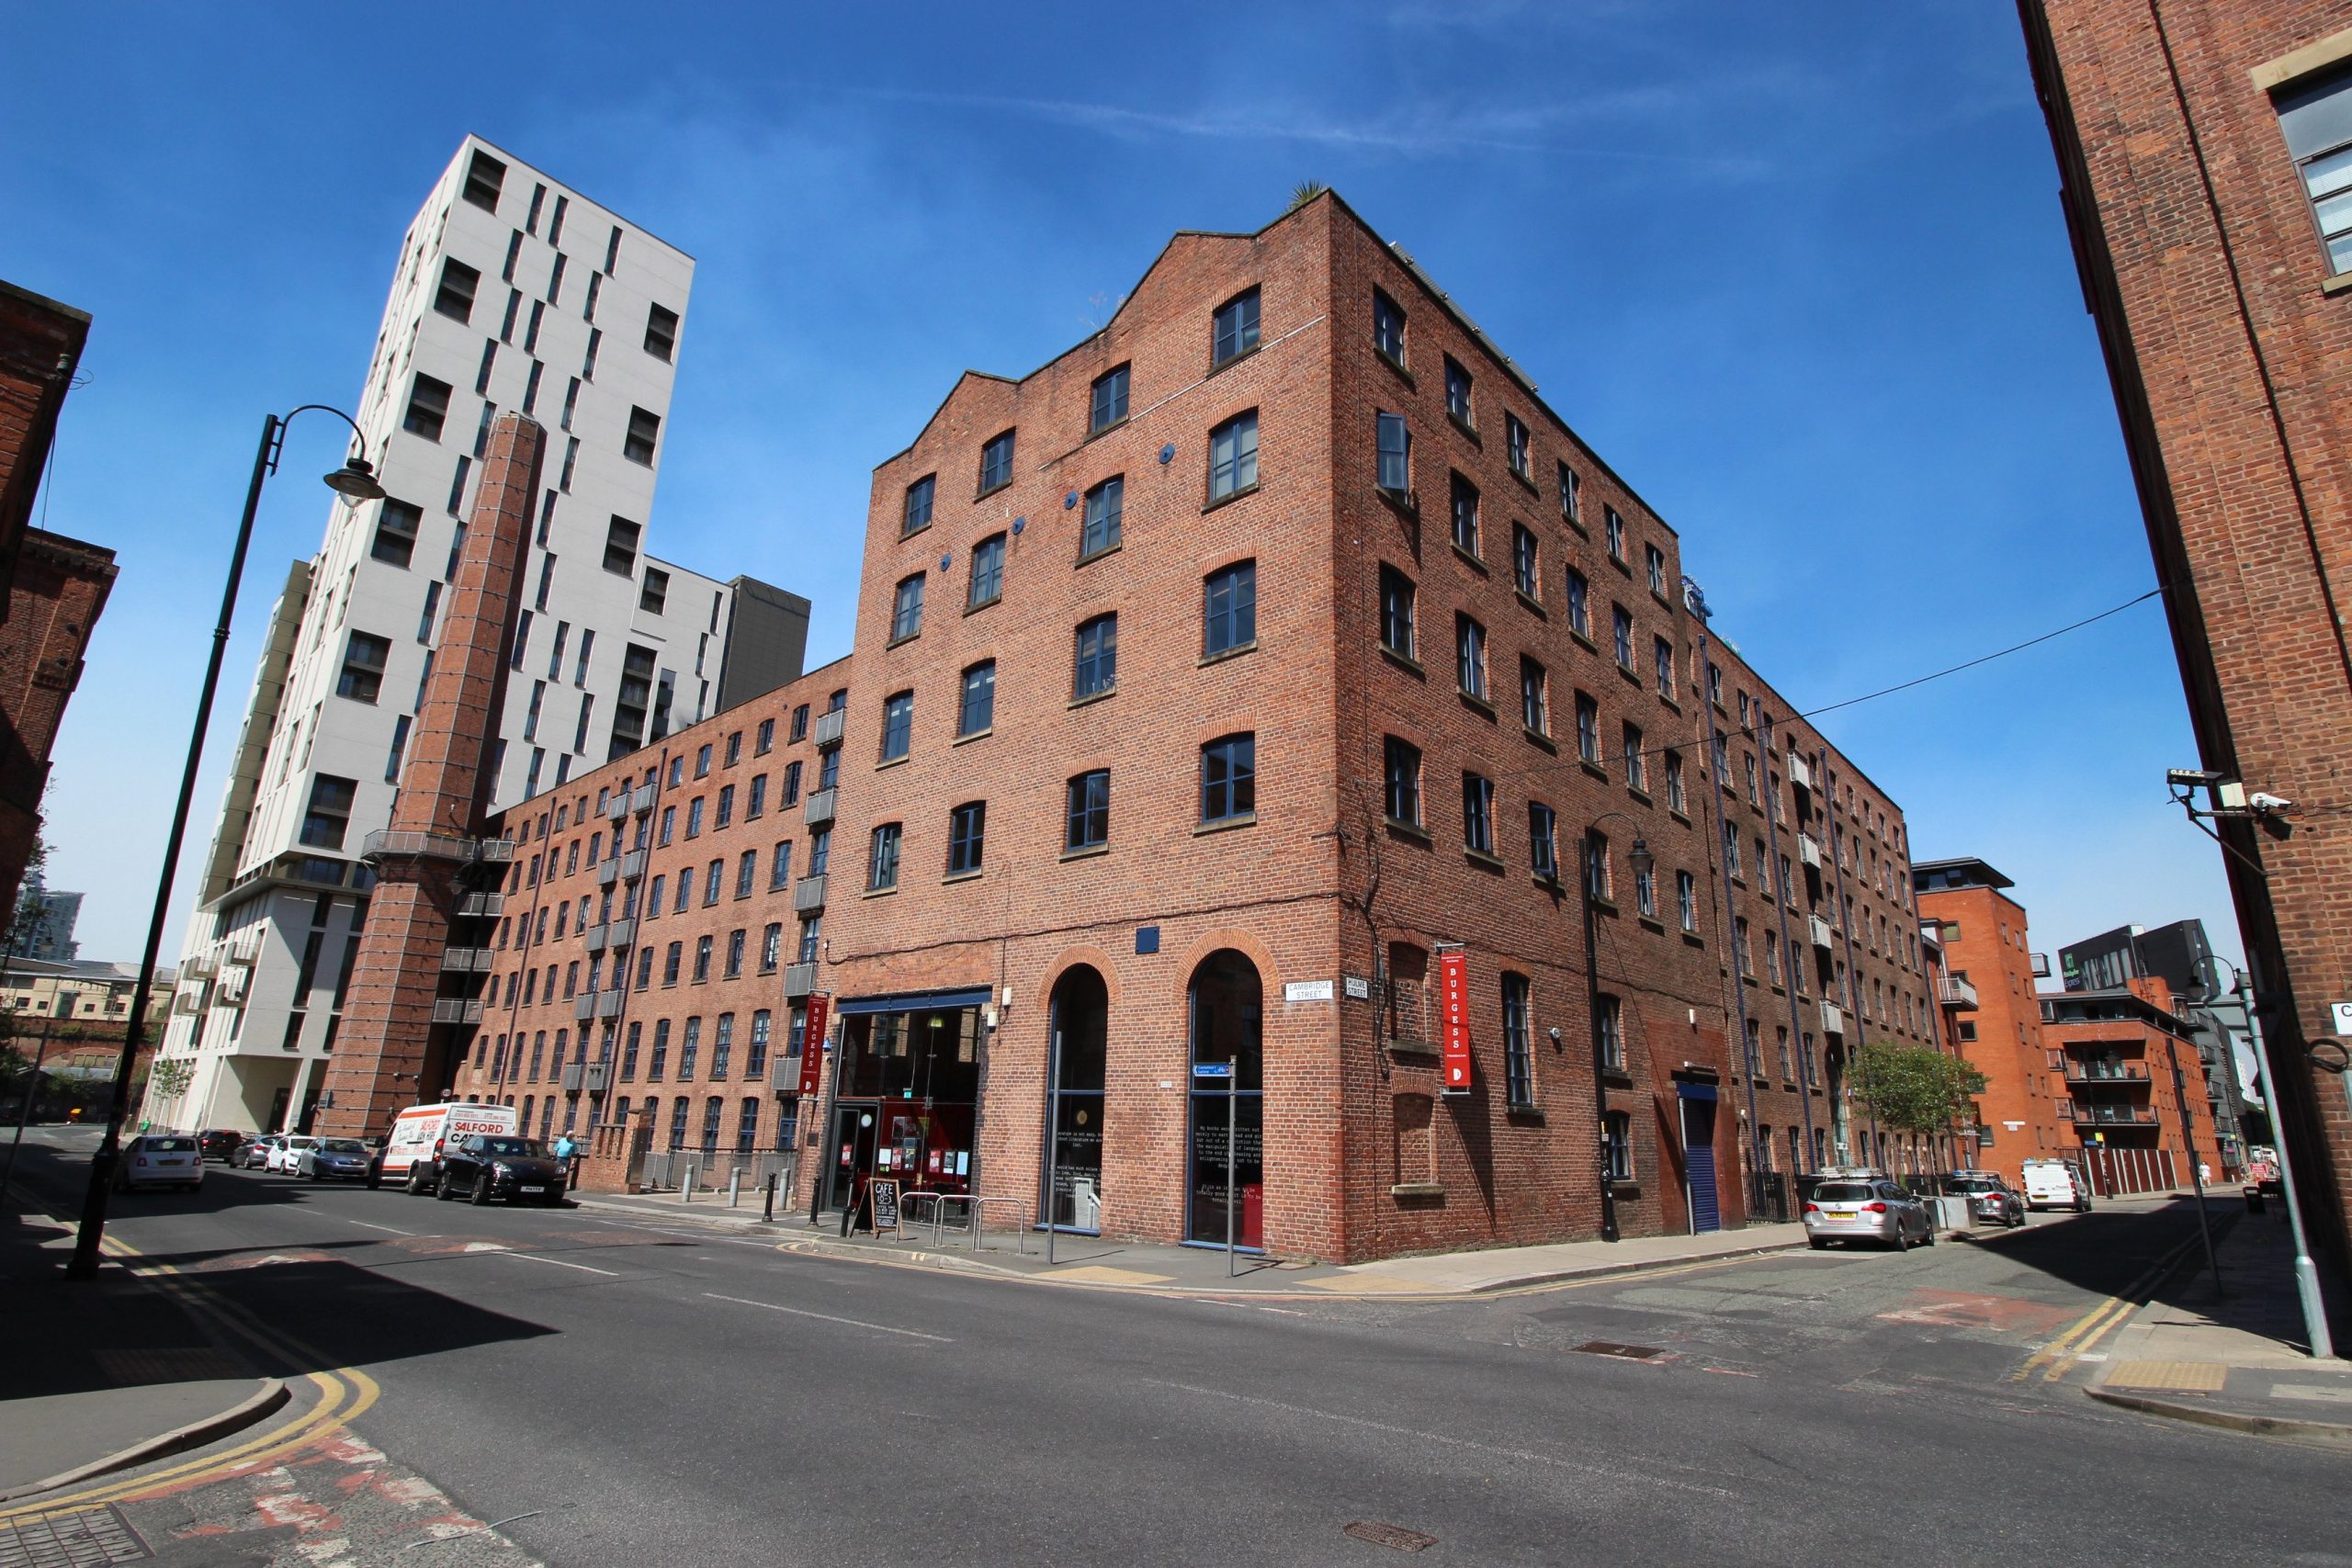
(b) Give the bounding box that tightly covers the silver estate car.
[1804,1179,1935,1251]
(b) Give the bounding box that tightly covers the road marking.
[335,1218,416,1235]
[702,1292,953,1341]
[496,1251,619,1277]
[1141,1380,1735,1498]
[2008,1228,2206,1385]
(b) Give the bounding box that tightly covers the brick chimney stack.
[319,414,541,1138]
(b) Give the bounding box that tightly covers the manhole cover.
[0,1506,150,1568]
[1571,1340,1664,1359]
[1344,1520,1437,1552]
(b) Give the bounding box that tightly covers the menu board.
[870,1177,901,1237]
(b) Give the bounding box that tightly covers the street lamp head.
[322,457,388,504]
[1628,836,1656,879]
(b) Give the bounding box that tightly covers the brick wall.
[1918,883,2064,1184]
[2021,0,2352,1259]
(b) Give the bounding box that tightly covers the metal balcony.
[440,947,494,973]
[215,971,248,1007]
[631,784,656,815]
[182,955,219,981]
[2064,1061,2150,1085]
[2068,1104,2156,1126]
[1796,833,1824,871]
[573,994,596,1021]
[605,919,635,949]
[598,989,624,1018]
[224,930,263,965]
[1787,751,1815,793]
[597,857,620,886]
[1808,914,1836,950]
[782,962,817,998]
[458,891,505,917]
[1819,1000,1847,1036]
[172,991,202,1015]
[2030,952,2052,978]
[617,848,647,881]
[804,788,837,829]
[813,708,845,749]
[366,829,515,866]
[792,874,827,913]
[432,998,485,1025]
[1937,976,1979,1010]
[582,924,610,953]
[604,793,630,823]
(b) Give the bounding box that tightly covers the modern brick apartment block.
[447,661,849,1158]
[2039,976,2224,1193]
[2059,917,2254,1167]
[437,195,1928,1261]
[2020,0,2352,1259]
[150,139,811,1137]
[0,280,116,919]
[1915,858,2066,1186]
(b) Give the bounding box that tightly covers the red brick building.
[432,196,1931,1261]
[2019,1,2352,1261]
[1915,858,2067,1185]
[2038,975,2224,1193]
[0,280,116,918]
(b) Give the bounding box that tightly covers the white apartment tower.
[153,138,808,1134]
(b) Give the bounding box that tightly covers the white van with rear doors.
[374,1101,521,1192]
[2020,1157,2093,1214]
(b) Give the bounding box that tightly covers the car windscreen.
[1946,1179,1997,1193]
[1812,1183,1877,1201]
[318,1140,368,1155]
[144,1137,197,1153]
[478,1138,541,1157]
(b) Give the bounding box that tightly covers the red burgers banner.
[797,994,831,1097]
[1439,949,1472,1094]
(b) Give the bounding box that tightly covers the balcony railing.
[2065,1061,2151,1084]
[1796,833,1824,871]
[604,794,630,823]
[1808,914,1836,950]
[813,708,845,749]
[792,874,827,913]
[440,947,494,973]
[1787,752,1815,793]
[1937,976,1979,1010]
[458,891,505,917]
[804,788,837,829]
[617,848,647,882]
[1819,1000,1847,1036]
[631,784,656,815]
[583,924,611,953]
[2068,1104,2157,1126]
[432,998,485,1025]
[573,993,596,1021]
[597,858,620,886]
[182,955,219,981]
[364,829,514,865]
[606,919,635,949]
[782,962,817,998]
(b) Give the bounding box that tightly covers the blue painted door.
[1679,1089,1722,1234]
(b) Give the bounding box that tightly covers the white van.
[375,1101,520,1192]
[2020,1157,2093,1213]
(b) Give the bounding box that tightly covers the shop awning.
[834,987,993,1017]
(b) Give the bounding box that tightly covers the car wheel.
[1923,1224,1938,1247]
[435,1171,456,1201]
[470,1172,492,1207]
[404,1168,424,1195]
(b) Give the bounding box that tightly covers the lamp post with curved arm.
[65,407,384,1280]
[1582,809,1653,1243]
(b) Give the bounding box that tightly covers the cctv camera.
[2250,792,2293,813]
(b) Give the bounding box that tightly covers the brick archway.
[1170,927,1281,1007]
[1036,944,1123,1013]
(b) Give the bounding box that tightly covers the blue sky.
[2,1,2239,973]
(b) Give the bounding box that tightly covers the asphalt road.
[11,1131,2348,1568]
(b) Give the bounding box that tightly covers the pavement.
[0,1193,284,1499]
[566,1185,1817,1295]
[2086,1195,2352,1444]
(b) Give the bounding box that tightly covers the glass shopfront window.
[824,1002,983,1213]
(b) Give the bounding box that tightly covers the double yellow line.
[2009,1232,2204,1385]
[0,1234,381,1523]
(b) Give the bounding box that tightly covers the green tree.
[1849,1039,1987,1137]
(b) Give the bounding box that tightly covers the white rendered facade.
[150,139,806,1134]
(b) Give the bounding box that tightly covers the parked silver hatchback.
[1804,1179,1935,1251]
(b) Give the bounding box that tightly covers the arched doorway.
[1045,965,1109,1231]
[1186,949,1263,1247]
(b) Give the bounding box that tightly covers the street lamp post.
[2228,964,2332,1359]
[1582,815,1653,1245]
[63,408,382,1280]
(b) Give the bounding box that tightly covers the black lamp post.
[1581,814,1653,1244]
[65,408,383,1280]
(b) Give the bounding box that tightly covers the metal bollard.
[683,1163,697,1201]
[763,1171,778,1223]
[729,1168,742,1208]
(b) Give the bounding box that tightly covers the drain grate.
[1344,1520,1438,1552]
[0,1506,150,1568]
[1571,1340,1665,1359]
